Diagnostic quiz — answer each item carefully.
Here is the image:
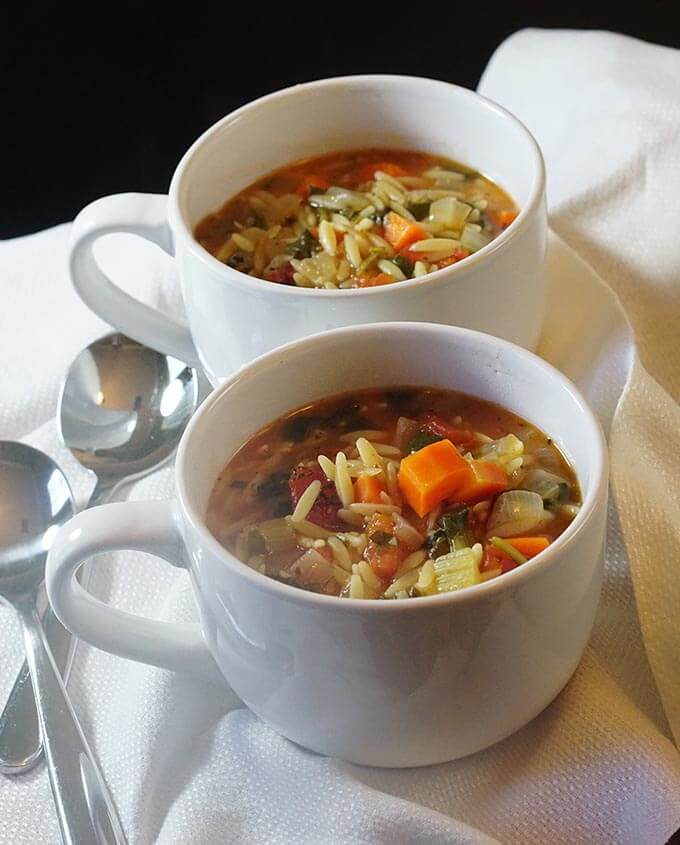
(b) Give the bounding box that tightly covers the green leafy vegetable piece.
[393,255,414,276]
[256,471,289,501]
[427,530,451,559]
[408,201,431,220]
[282,415,320,442]
[287,229,317,259]
[369,530,396,546]
[407,432,443,453]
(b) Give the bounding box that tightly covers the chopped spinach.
[393,255,414,276]
[440,508,470,544]
[282,415,321,442]
[325,401,372,431]
[287,229,317,259]
[256,470,289,501]
[385,390,422,415]
[427,530,451,559]
[407,432,443,453]
[426,507,471,558]
[408,201,431,221]
[227,254,246,269]
[369,530,396,546]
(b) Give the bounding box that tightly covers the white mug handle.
[69,193,201,368]
[46,499,220,683]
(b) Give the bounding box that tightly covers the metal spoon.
[0,442,127,844]
[0,334,199,773]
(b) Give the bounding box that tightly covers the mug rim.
[166,73,546,300]
[175,322,608,613]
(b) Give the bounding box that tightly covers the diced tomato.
[481,544,517,574]
[288,464,343,531]
[419,411,475,447]
[264,263,295,285]
[296,175,330,199]
[432,247,471,268]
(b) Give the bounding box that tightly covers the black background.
[2,1,680,238]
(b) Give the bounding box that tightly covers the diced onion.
[460,224,490,253]
[487,491,545,537]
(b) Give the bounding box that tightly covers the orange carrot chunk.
[354,474,386,504]
[383,212,426,253]
[452,460,508,505]
[358,161,409,182]
[489,209,519,229]
[506,537,550,559]
[398,439,471,518]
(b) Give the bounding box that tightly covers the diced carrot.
[398,438,471,518]
[506,537,550,559]
[365,512,403,579]
[432,247,471,268]
[452,461,508,505]
[357,161,409,182]
[357,272,394,287]
[296,175,330,198]
[354,474,386,504]
[383,212,426,253]
[366,543,403,579]
[489,209,519,229]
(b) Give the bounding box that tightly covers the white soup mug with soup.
[68,75,547,383]
[46,323,608,768]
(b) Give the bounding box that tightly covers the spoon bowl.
[0,442,74,601]
[59,333,199,490]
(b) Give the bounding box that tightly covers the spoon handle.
[0,602,73,773]
[0,478,117,774]
[19,602,127,845]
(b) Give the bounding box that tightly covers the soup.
[194,149,518,289]
[207,388,580,600]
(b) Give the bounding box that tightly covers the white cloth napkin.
[2,28,680,844]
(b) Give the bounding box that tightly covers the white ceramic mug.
[46,323,608,768]
[68,75,547,383]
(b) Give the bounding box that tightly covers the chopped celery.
[489,536,527,565]
[433,544,483,593]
